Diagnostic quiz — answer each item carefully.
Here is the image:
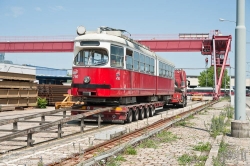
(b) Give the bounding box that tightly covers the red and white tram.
[71,26,176,105]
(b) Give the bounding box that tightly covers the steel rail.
[0,107,113,145]
[0,108,71,126]
[49,101,217,166]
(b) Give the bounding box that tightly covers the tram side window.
[172,67,175,79]
[145,56,150,73]
[111,45,124,68]
[170,66,172,78]
[150,58,155,74]
[162,63,166,77]
[134,52,139,71]
[139,54,145,72]
[159,62,162,76]
[126,49,133,70]
[167,65,171,78]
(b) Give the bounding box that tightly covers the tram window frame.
[166,65,169,77]
[150,58,155,74]
[133,52,139,71]
[145,56,150,73]
[172,67,174,79]
[126,48,133,70]
[171,66,175,79]
[159,61,162,76]
[74,49,108,66]
[163,64,166,77]
[110,45,124,68]
[170,66,172,78]
[139,54,145,72]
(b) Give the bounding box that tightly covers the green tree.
[198,67,230,88]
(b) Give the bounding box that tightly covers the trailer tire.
[132,108,139,121]
[126,109,133,123]
[139,108,145,120]
[149,106,155,117]
[144,106,150,118]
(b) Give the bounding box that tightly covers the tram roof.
[75,31,174,66]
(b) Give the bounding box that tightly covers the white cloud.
[35,7,42,11]
[9,7,24,17]
[50,6,64,11]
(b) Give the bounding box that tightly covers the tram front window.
[74,49,108,66]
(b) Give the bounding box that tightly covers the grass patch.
[175,114,195,127]
[105,155,126,166]
[186,114,195,120]
[175,120,194,127]
[212,140,229,166]
[175,120,187,126]
[224,105,234,119]
[139,131,178,149]
[193,142,211,152]
[178,153,207,165]
[124,146,137,155]
[156,131,178,143]
[139,139,158,149]
[205,112,231,138]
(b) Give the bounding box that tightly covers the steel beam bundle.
[38,84,74,106]
[0,71,38,109]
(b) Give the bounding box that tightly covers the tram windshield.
[74,49,108,66]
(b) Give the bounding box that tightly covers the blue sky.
[0,0,249,76]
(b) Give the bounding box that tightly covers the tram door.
[126,49,133,95]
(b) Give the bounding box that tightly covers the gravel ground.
[221,97,250,166]
[119,101,229,166]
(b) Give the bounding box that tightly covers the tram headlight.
[77,26,86,35]
[84,76,91,84]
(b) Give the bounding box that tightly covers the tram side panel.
[157,76,175,96]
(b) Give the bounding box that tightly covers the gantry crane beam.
[0,41,74,52]
[0,40,207,53]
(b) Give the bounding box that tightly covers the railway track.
[0,101,198,154]
[0,107,114,154]
[48,100,216,166]
[0,101,202,165]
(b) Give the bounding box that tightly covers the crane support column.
[212,39,217,99]
[231,0,249,138]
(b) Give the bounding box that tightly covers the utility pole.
[231,0,248,138]
[234,0,246,121]
[205,57,208,87]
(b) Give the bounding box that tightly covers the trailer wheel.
[126,109,133,123]
[139,107,145,120]
[132,108,139,121]
[144,106,149,118]
[149,106,155,117]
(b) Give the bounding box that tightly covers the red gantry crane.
[0,30,231,99]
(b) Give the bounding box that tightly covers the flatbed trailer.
[71,101,165,123]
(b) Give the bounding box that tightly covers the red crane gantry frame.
[0,32,232,99]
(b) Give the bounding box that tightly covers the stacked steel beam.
[0,71,38,109]
[38,84,73,106]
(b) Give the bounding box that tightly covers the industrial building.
[187,75,250,89]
